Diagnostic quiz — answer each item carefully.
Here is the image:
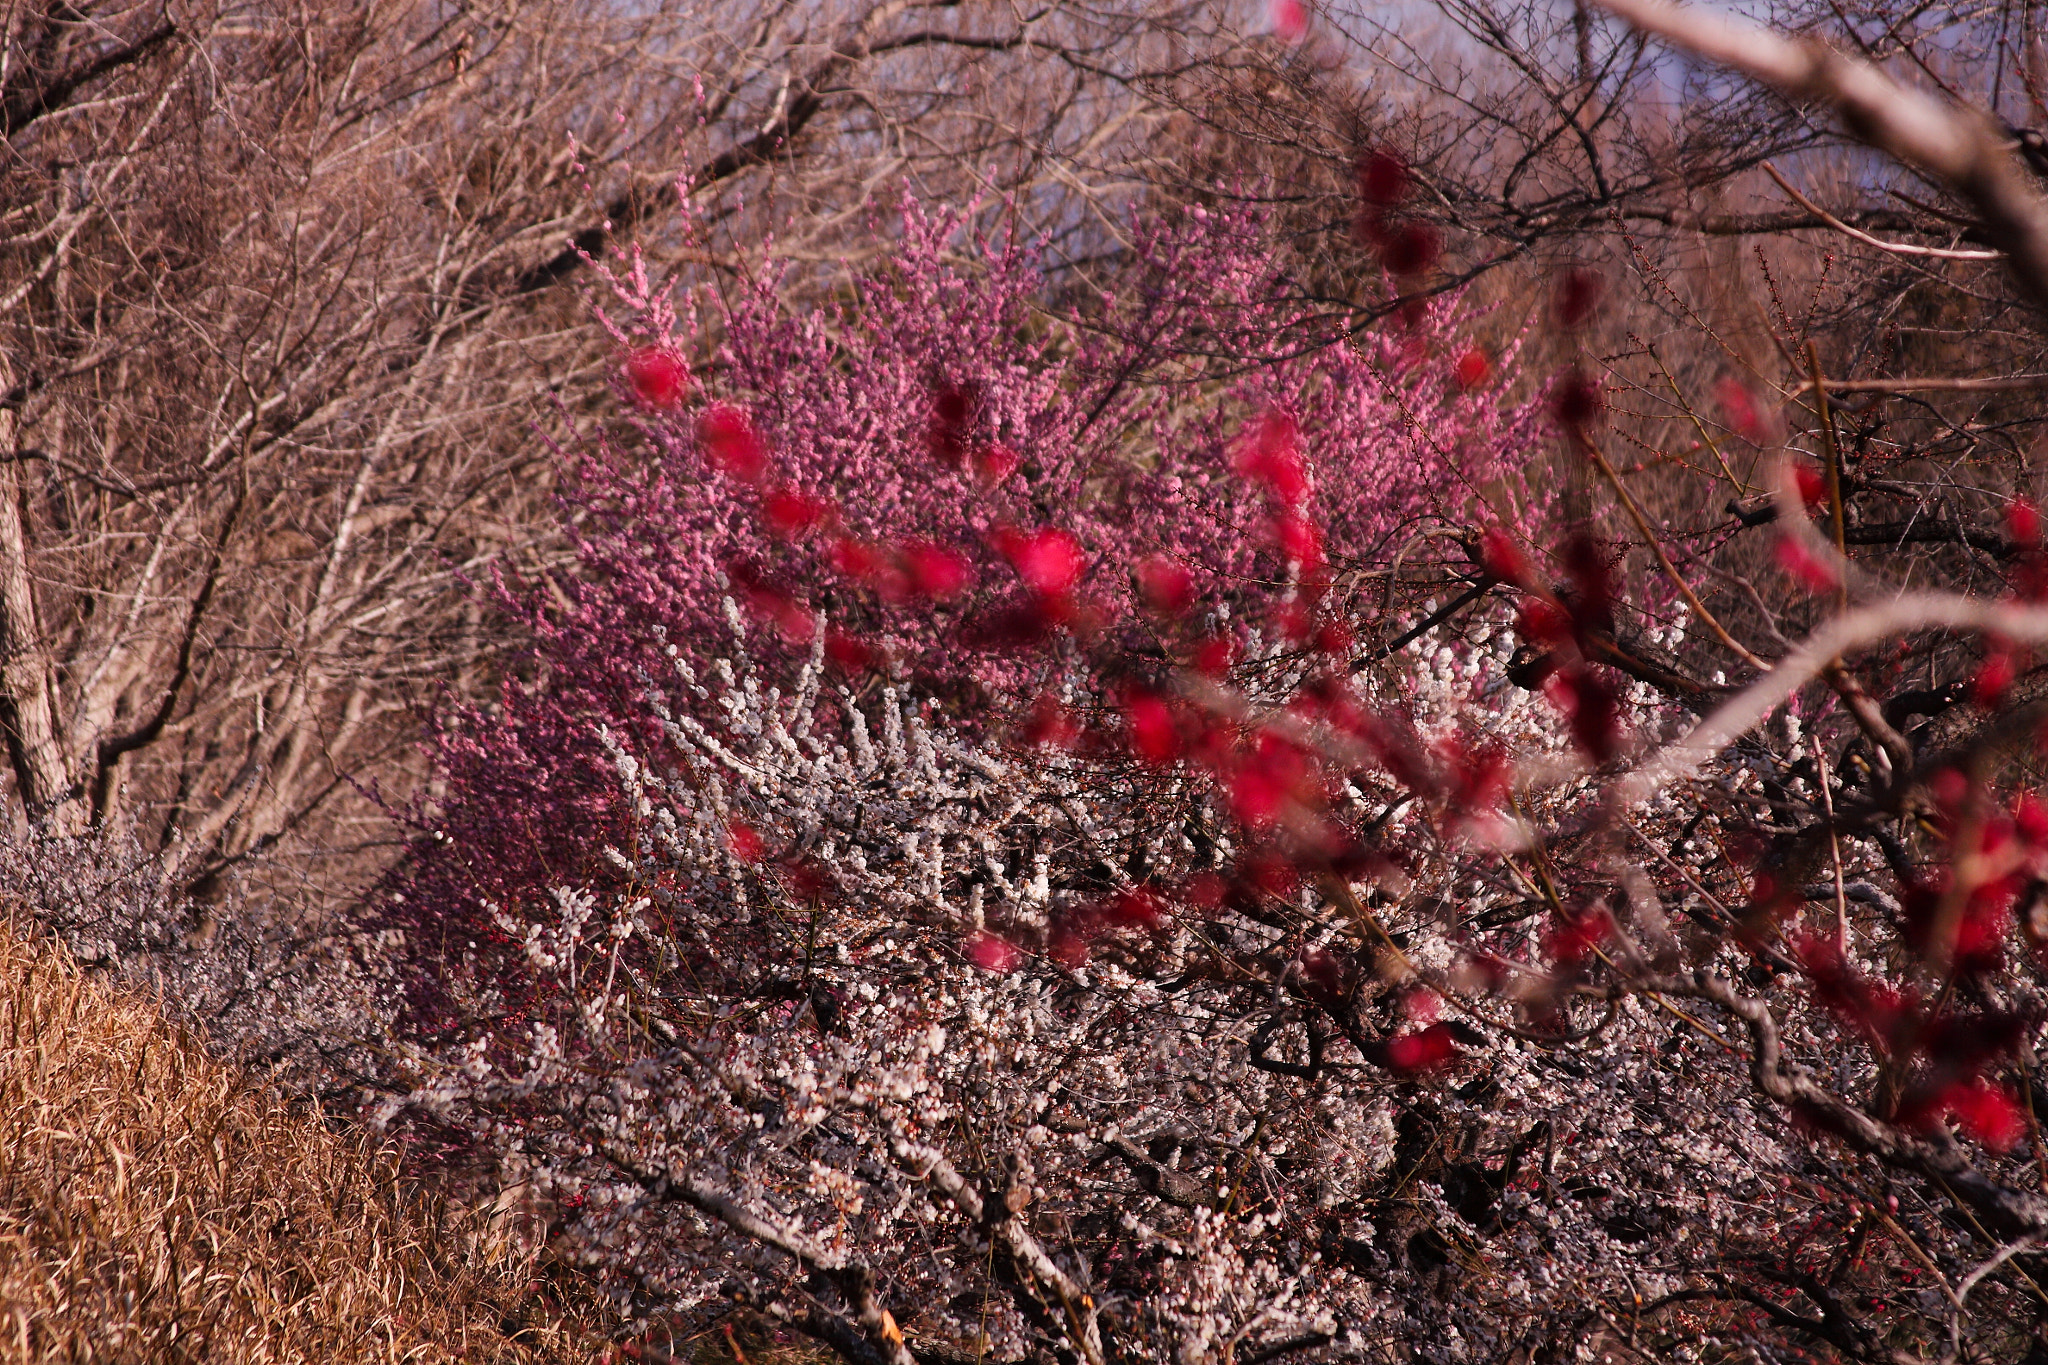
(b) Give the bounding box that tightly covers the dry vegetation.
[0,918,597,1364]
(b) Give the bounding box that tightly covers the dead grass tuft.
[0,921,598,1363]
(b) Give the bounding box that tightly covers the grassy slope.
[0,921,596,1364]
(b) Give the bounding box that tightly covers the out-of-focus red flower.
[900,542,973,599]
[1552,368,1605,431]
[1516,596,1572,645]
[1939,1080,2026,1151]
[1380,221,1440,277]
[764,486,833,537]
[1715,377,1772,444]
[927,381,977,468]
[1269,0,1309,40]
[1554,269,1602,329]
[1179,872,1228,911]
[1020,695,1080,749]
[1793,462,1828,508]
[965,932,1021,973]
[1974,646,2018,709]
[972,443,1020,487]
[780,858,835,902]
[824,630,874,673]
[697,403,770,484]
[1106,887,1166,931]
[995,526,1086,596]
[1383,1023,1461,1075]
[1313,621,1353,656]
[1193,633,1238,678]
[728,821,765,863]
[1135,555,1196,614]
[1273,512,1325,571]
[1048,923,1091,968]
[1123,688,1180,765]
[1477,527,1527,586]
[2010,499,2042,546]
[1358,149,1410,208]
[1454,347,1491,390]
[1235,411,1310,508]
[623,347,691,409]
[1776,536,1839,595]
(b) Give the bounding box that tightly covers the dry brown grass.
[0,921,599,1364]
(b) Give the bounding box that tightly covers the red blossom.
[697,403,771,484]
[780,857,835,902]
[1048,922,1092,968]
[1382,1023,1462,1075]
[1516,596,1572,646]
[1123,688,1181,765]
[1235,411,1310,508]
[995,525,1086,596]
[1974,646,2018,709]
[2015,792,2048,848]
[1193,634,1239,678]
[727,821,765,863]
[623,347,691,409]
[1357,148,1410,208]
[972,443,1020,487]
[1269,0,1309,40]
[1546,668,1620,763]
[1106,887,1166,930]
[1380,221,1441,277]
[1020,695,1080,749]
[1551,368,1604,431]
[1477,528,1529,586]
[1715,377,1771,443]
[1793,462,1828,508]
[901,542,974,599]
[1938,1080,2026,1151]
[1135,555,1196,614]
[1454,347,1492,390]
[2010,499,2042,546]
[1239,851,1300,897]
[1313,621,1353,656]
[1543,905,1609,968]
[764,487,833,537]
[824,630,874,673]
[1554,269,1603,329]
[927,381,978,467]
[964,932,1021,973]
[1776,536,1839,594]
[1179,872,1228,911]
[1273,512,1325,571]
[1228,731,1309,827]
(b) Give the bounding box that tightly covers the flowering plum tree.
[384,192,1546,1031]
[373,6,2048,1359]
